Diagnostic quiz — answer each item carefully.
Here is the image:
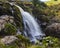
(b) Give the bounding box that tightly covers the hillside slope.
[45,0,60,6]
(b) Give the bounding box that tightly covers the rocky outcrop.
[0,2,24,32]
[45,23,60,38]
[0,36,18,45]
[0,15,14,31]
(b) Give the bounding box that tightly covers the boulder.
[0,15,14,31]
[51,16,60,23]
[0,36,18,45]
[0,15,14,23]
[45,23,60,38]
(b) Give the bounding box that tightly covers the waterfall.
[15,5,45,43]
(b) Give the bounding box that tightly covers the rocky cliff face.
[0,2,25,47]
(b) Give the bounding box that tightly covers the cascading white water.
[15,5,45,42]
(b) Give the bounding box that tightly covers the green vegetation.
[45,0,60,6]
[28,36,60,48]
[4,23,17,35]
[0,0,60,48]
[0,43,19,48]
[13,5,24,32]
[0,36,60,48]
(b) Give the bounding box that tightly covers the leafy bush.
[28,36,60,48]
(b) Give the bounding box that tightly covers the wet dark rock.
[45,23,60,38]
[41,22,47,30]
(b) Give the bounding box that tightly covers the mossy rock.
[1,3,24,32]
[13,5,24,32]
[16,2,32,14]
[45,23,60,38]
[4,23,17,35]
[51,15,60,22]
[16,35,31,48]
[0,43,19,48]
[2,3,13,15]
[16,35,30,43]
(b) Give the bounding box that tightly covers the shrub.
[4,23,17,35]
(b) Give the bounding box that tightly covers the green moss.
[4,23,17,35]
